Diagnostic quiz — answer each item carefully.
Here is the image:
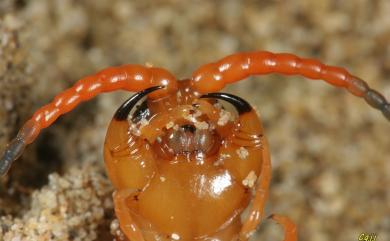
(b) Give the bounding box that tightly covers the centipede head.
[111,80,261,157]
[103,79,266,239]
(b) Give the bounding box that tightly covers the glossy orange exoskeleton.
[1,51,389,241]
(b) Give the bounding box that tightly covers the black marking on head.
[114,86,163,121]
[200,92,252,114]
[131,100,150,123]
[181,124,196,133]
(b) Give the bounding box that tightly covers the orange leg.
[269,214,298,241]
[113,189,145,241]
[239,137,272,241]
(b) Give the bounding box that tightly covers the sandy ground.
[0,0,389,241]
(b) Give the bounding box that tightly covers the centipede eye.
[114,86,163,121]
[200,92,252,114]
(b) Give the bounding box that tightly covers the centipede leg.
[239,137,272,241]
[113,189,145,241]
[268,214,297,241]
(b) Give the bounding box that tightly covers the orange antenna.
[191,51,390,120]
[0,65,177,176]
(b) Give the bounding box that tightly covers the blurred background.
[0,0,389,240]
